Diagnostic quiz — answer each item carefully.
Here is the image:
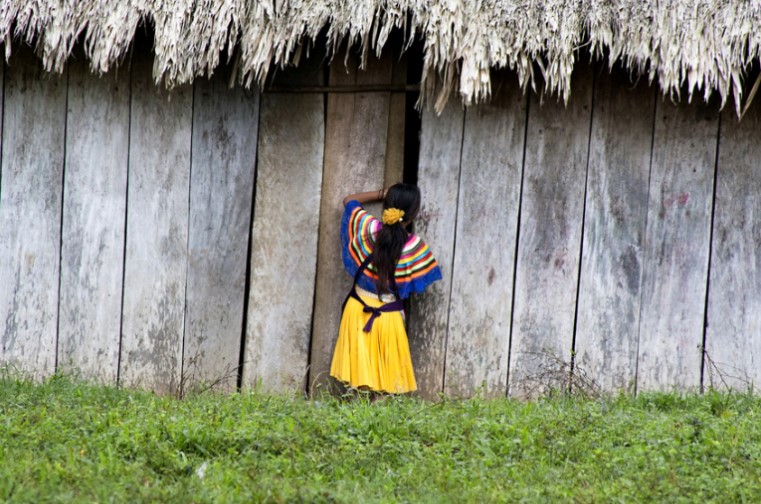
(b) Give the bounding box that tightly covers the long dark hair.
[374,183,421,295]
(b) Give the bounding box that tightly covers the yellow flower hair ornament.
[382,208,405,225]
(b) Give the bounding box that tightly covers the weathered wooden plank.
[57,60,129,383]
[443,85,526,398]
[119,53,193,395]
[183,74,259,392]
[407,102,464,399]
[508,65,594,398]
[703,107,761,390]
[573,69,655,393]
[0,51,66,378]
[384,52,407,185]
[636,98,718,392]
[243,93,323,392]
[308,52,393,394]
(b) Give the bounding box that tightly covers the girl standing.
[330,183,442,394]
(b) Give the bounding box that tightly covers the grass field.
[1,375,760,503]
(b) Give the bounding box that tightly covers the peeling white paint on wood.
[508,65,594,398]
[704,107,761,391]
[443,87,526,398]
[309,53,393,394]
[243,93,323,393]
[636,98,718,392]
[0,51,66,379]
[574,70,654,394]
[118,52,193,396]
[183,73,259,392]
[57,60,129,383]
[408,102,464,400]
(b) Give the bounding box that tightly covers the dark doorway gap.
[403,37,424,185]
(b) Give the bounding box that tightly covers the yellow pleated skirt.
[330,293,417,394]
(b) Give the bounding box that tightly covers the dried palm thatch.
[3,1,760,115]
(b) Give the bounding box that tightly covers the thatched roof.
[4,1,760,114]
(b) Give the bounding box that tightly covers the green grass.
[2,376,761,503]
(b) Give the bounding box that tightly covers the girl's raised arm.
[342,188,388,207]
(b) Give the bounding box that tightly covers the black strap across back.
[343,254,405,333]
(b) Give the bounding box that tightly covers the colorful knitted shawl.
[341,200,442,299]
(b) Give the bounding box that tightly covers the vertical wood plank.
[308,52,393,393]
[574,69,654,393]
[384,52,407,185]
[243,93,324,392]
[183,74,259,391]
[710,107,761,392]
[408,103,464,399]
[0,50,66,378]
[57,60,129,383]
[637,98,718,391]
[119,53,192,395]
[703,107,761,392]
[508,65,594,397]
[443,85,526,398]
[705,105,761,390]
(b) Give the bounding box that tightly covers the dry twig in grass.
[178,351,239,399]
[512,349,603,400]
[701,344,753,393]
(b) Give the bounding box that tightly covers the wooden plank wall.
[243,55,325,393]
[118,51,193,396]
[413,64,759,397]
[408,103,464,399]
[442,81,526,398]
[3,44,761,397]
[0,49,66,379]
[574,69,654,393]
[243,93,323,392]
[509,66,594,397]
[706,106,761,390]
[58,59,130,382]
[636,99,718,391]
[184,71,259,391]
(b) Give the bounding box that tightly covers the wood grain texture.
[57,61,130,383]
[0,51,66,378]
[407,102,464,399]
[508,65,594,398]
[119,53,193,395]
[636,98,718,392]
[573,69,654,393]
[443,88,526,398]
[703,107,761,390]
[308,52,393,394]
[243,93,324,392]
[183,74,259,392]
[384,52,407,185]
